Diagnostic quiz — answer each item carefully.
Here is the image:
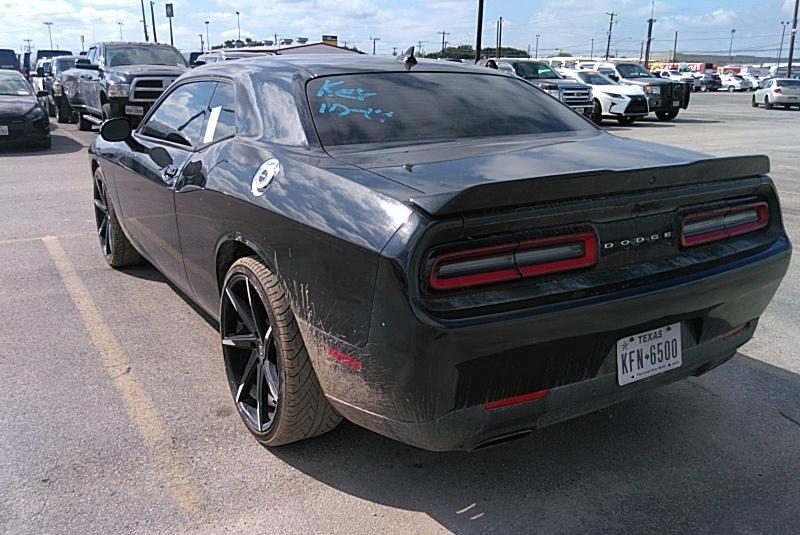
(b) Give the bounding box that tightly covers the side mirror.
[36,67,44,77]
[99,117,131,142]
[36,90,49,98]
[75,58,99,70]
[148,146,174,168]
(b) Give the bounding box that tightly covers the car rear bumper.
[772,95,800,105]
[304,237,791,451]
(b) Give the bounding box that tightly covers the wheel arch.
[215,233,275,296]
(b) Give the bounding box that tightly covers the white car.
[658,70,695,84]
[742,74,762,90]
[752,78,800,109]
[720,74,752,92]
[563,70,649,125]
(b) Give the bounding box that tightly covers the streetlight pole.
[474,0,484,62]
[199,34,204,53]
[236,11,241,42]
[778,21,790,68]
[43,22,53,48]
[117,21,124,41]
[496,17,503,59]
[728,28,736,64]
[672,31,678,64]
[590,38,594,60]
[788,0,799,77]
[150,1,158,43]
[535,34,540,59]
[437,30,449,54]
[369,36,380,55]
[205,21,210,50]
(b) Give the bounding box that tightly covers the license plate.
[125,105,144,116]
[672,100,680,107]
[789,97,798,101]
[0,125,8,136]
[616,323,682,386]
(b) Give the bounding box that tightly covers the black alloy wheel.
[93,171,113,259]
[92,168,140,267]
[221,272,281,434]
[221,257,341,447]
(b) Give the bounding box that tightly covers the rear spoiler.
[408,155,770,217]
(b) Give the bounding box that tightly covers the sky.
[0,0,797,60]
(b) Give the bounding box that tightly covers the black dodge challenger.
[89,52,791,451]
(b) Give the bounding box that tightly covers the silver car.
[752,78,800,109]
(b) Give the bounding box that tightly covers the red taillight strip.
[429,242,519,291]
[517,232,598,277]
[681,202,768,247]
[484,389,549,410]
[429,232,598,291]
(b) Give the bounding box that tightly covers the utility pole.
[117,21,124,41]
[43,22,53,48]
[788,0,799,77]
[728,28,736,65]
[417,40,425,55]
[437,30,449,54]
[369,36,380,55]
[590,38,594,60]
[392,46,397,56]
[672,31,678,64]
[199,33,204,53]
[644,17,656,68]
[474,0,484,62]
[165,4,174,46]
[778,21,790,68]
[23,39,33,52]
[205,21,210,50]
[496,17,503,59]
[150,1,158,43]
[605,12,617,60]
[140,0,149,41]
[535,34,540,59]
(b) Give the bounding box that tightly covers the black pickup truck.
[61,41,187,130]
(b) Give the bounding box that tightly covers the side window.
[201,82,235,144]
[139,81,216,147]
[87,47,98,64]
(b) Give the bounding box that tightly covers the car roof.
[0,69,25,78]
[186,53,506,82]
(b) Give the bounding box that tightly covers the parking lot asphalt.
[1,92,798,535]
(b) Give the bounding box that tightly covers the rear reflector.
[484,389,549,410]
[326,347,362,370]
[429,232,597,291]
[681,202,768,247]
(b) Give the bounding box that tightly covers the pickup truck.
[61,41,187,130]
[598,62,690,121]
[480,58,594,118]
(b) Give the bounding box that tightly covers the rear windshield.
[777,79,800,87]
[53,57,76,73]
[0,49,18,69]
[307,72,593,148]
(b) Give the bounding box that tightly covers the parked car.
[658,69,695,84]
[0,69,51,149]
[88,53,790,451]
[720,74,751,92]
[46,55,82,123]
[562,69,648,125]
[693,72,722,92]
[31,59,51,96]
[752,78,800,109]
[742,74,763,90]
[479,58,594,117]
[597,62,690,121]
[61,41,187,130]
[194,50,273,65]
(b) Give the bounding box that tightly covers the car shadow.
[268,353,800,534]
[0,130,85,157]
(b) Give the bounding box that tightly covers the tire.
[220,257,341,447]
[700,84,708,92]
[38,136,52,150]
[616,116,636,125]
[727,85,735,93]
[765,96,773,110]
[78,111,92,131]
[93,167,141,268]
[591,100,603,125]
[58,97,74,124]
[47,99,56,118]
[752,95,758,107]
[102,103,112,121]
[655,110,678,121]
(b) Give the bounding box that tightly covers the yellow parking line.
[42,236,205,519]
[0,232,92,247]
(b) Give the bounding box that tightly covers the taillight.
[681,202,768,247]
[774,87,782,94]
[429,232,597,291]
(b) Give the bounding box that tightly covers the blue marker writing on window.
[316,79,377,102]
